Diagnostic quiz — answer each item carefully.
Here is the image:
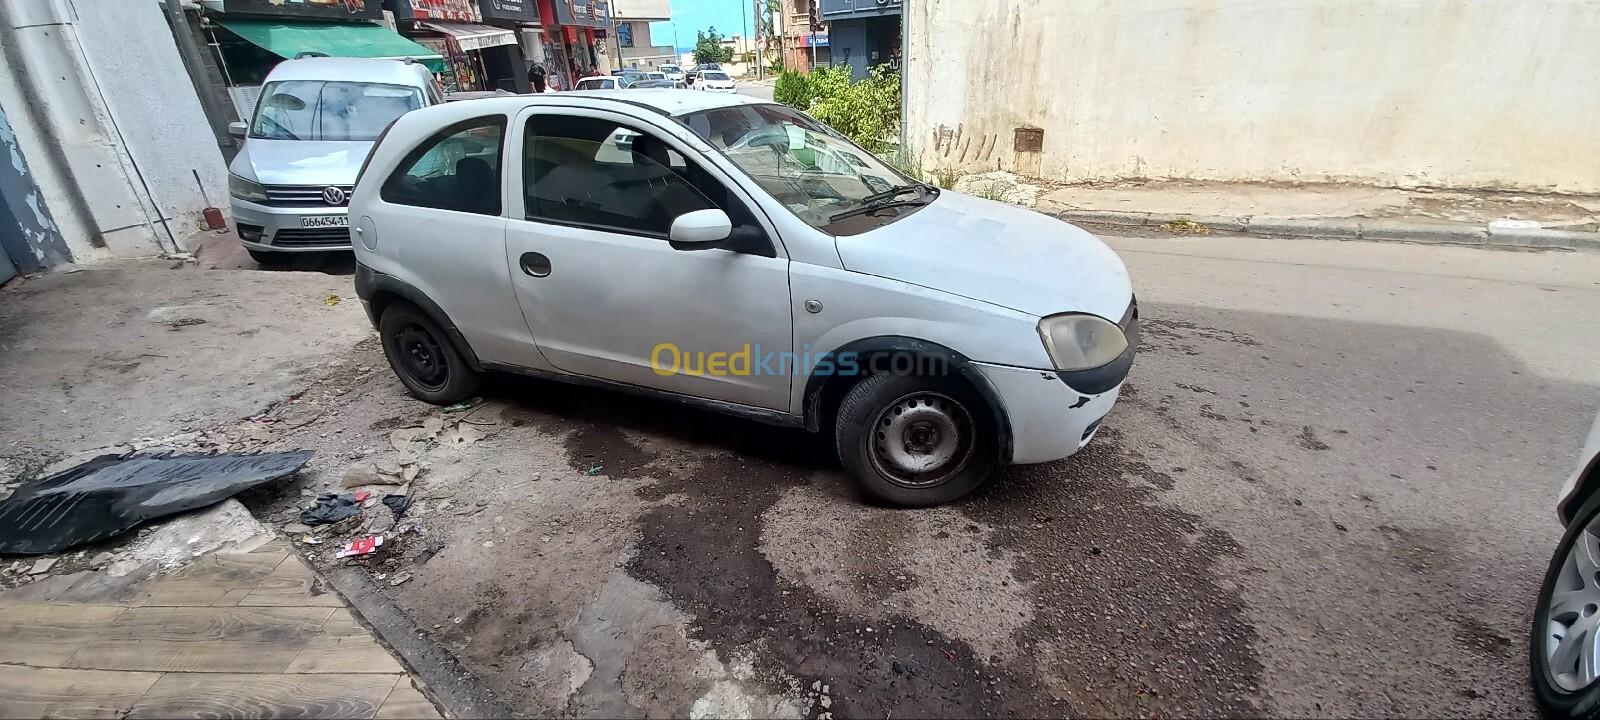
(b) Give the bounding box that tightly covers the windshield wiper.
[859,184,924,205]
[829,198,930,223]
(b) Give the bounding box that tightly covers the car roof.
[264,57,432,86]
[576,76,618,82]
[440,90,767,117]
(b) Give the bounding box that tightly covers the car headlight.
[1037,313,1128,371]
[229,174,268,202]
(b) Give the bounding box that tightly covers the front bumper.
[232,198,352,253]
[977,362,1122,464]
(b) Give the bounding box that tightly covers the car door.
[504,107,794,411]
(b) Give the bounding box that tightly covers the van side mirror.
[668,209,732,248]
[228,121,248,138]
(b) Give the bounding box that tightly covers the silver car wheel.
[868,392,974,489]
[1547,522,1600,692]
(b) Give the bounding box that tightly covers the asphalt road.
[228,230,1600,717]
[737,80,775,101]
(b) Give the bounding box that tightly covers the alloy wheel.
[1546,520,1600,692]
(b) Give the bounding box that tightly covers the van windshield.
[250,80,422,142]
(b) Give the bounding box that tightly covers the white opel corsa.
[349,90,1137,506]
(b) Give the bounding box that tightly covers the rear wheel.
[378,301,479,405]
[834,373,996,507]
[1533,494,1600,719]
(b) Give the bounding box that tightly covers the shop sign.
[224,0,381,20]
[479,0,540,23]
[407,0,482,21]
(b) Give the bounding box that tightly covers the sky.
[648,0,758,53]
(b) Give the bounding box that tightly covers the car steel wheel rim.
[396,324,448,391]
[868,392,974,489]
[1547,521,1600,692]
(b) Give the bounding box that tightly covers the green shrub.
[808,66,901,153]
[773,70,811,109]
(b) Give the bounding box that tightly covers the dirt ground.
[4,230,1599,718]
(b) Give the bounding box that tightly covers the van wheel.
[834,373,996,507]
[379,301,479,405]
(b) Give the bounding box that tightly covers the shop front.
[393,0,527,93]
[536,0,608,88]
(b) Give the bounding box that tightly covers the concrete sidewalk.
[1038,180,1600,250]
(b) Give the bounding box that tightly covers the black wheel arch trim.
[355,263,484,372]
[800,335,1014,464]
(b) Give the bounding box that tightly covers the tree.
[694,27,735,65]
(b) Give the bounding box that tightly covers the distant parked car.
[349,92,1137,507]
[686,63,721,85]
[1532,410,1600,718]
[659,63,685,83]
[627,79,683,89]
[574,76,629,90]
[698,70,736,93]
[227,57,441,264]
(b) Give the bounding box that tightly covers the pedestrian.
[528,63,547,93]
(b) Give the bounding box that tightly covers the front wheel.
[834,373,996,507]
[1533,495,1600,719]
[378,301,480,405]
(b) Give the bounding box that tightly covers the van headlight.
[1037,314,1128,371]
[229,174,268,202]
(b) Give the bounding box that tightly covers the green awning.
[218,19,445,73]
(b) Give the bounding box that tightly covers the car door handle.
[520,252,551,277]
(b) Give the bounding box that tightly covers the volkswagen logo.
[322,186,347,205]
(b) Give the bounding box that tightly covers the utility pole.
[754,0,764,80]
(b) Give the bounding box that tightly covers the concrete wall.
[0,0,225,264]
[907,0,1600,194]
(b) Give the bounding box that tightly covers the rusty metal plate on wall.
[1014,127,1045,153]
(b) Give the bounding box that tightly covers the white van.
[227,57,441,263]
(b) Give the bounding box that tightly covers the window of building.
[381,116,506,216]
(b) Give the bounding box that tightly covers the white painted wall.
[0,0,224,263]
[907,0,1600,194]
[72,0,229,247]
[612,0,670,20]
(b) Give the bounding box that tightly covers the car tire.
[378,301,480,405]
[1533,492,1600,719]
[834,372,996,507]
[247,249,285,266]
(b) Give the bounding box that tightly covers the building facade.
[610,0,673,71]
[818,0,896,79]
[777,0,827,72]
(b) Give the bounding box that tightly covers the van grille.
[272,228,351,248]
[262,185,354,207]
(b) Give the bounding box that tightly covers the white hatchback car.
[1533,411,1600,717]
[698,70,736,93]
[349,91,1136,506]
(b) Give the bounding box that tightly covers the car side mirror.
[228,121,248,138]
[668,209,732,249]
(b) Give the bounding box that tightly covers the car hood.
[230,138,373,186]
[835,190,1134,319]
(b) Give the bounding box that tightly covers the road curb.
[324,564,517,719]
[1053,209,1600,250]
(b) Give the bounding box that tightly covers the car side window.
[524,114,721,237]
[381,115,505,216]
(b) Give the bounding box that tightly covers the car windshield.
[249,80,421,142]
[704,72,730,81]
[661,65,680,73]
[680,103,925,232]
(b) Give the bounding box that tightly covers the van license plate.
[301,215,349,229]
